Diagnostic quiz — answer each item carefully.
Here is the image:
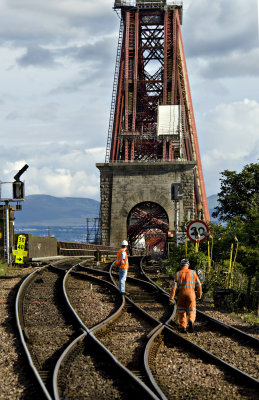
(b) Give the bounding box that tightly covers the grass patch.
[0,258,10,276]
[231,311,259,326]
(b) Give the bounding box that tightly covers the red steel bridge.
[101,0,209,252]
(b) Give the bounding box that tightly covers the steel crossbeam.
[105,1,209,225]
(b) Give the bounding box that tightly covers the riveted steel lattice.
[106,1,209,221]
[127,201,168,252]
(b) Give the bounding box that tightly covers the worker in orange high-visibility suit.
[116,240,129,294]
[169,259,202,333]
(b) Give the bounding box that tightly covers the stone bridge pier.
[97,161,196,248]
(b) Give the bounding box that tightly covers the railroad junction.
[1,2,258,398]
[1,255,258,399]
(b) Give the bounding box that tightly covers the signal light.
[13,181,24,200]
[171,183,182,201]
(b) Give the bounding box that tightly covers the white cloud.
[0,143,105,199]
[201,48,259,79]
[0,0,259,204]
[0,0,117,48]
[199,99,259,195]
[184,0,258,57]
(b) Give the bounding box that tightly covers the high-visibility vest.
[116,248,129,270]
[172,268,202,293]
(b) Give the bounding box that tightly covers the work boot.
[188,320,194,333]
[179,327,187,333]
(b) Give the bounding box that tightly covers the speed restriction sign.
[186,220,209,243]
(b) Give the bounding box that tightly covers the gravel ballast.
[1,266,258,399]
[0,267,38,400]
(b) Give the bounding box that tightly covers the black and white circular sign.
[186,220,209,243]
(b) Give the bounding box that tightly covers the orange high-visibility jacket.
[116,248,129,270]
[170,267,202,300]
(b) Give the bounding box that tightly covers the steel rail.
[144,324,259,400]
[108,257,176,327]
[135,256,259,396]
[78,263,113,278]
[144,325,169,400]
[16,259,162,399]
[90,299,163,400]
[53,330,161,400]
[15,266,53,400]
[141,257,259,388]
[79,261,177,326]
[109,259,118,285]
[165,325,259,388]
[88,331,161,400]
[110,257,161,292]
[68,257,259,395]
[52,331,87,400]
[87,276,164,332]
[114,275,176,325]
[140,257,259,346]
[140,256,169,296]
[89,263,173,399]
[196,309,259,347]
[63,263,162,399]
[63,265,125,333]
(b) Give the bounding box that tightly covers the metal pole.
[174,200,179,247]
[227,243,234,289]
[4,201,10,264]
[207,240,210,273]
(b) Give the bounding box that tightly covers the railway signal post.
[0,164,29,264]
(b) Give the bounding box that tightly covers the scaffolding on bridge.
[86,217,101,245]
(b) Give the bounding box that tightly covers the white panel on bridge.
[114,1,183,7]
[157,105,181,135]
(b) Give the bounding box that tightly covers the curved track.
[15,261,83,399]
[16,256,259,399]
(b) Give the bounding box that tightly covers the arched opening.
[127,201,169,255]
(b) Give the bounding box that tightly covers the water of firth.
[15,225,89,243]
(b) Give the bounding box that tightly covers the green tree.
[213,162,259,223]
[212,162,259,312]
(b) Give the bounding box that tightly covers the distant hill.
[14,195,100,226]
[207,194,219,222]
[207,194,218,209]
[14,193,219,227]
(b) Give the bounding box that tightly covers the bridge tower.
[97,0,209,252]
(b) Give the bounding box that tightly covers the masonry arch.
[127,201,169,255]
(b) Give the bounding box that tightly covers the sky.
[0,0,258,201]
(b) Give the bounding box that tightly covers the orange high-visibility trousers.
[170,267,202,329]
[177,291,196,329]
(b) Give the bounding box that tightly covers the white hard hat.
[180,258,189,266]
[121,240,128,246]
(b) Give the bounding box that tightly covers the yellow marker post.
[13,235,28,264]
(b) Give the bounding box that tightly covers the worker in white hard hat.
[116,240,129,294]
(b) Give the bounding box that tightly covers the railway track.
[65,269,122,329]
[173,310,259,380]
[15,255,259,399]
[54,331,157,400]
[15,260,83,399]
[16,259,161,399]
[110,262,174,324]
[140,257,259,394]
[56,262,161,399]
[147,326,259,400]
